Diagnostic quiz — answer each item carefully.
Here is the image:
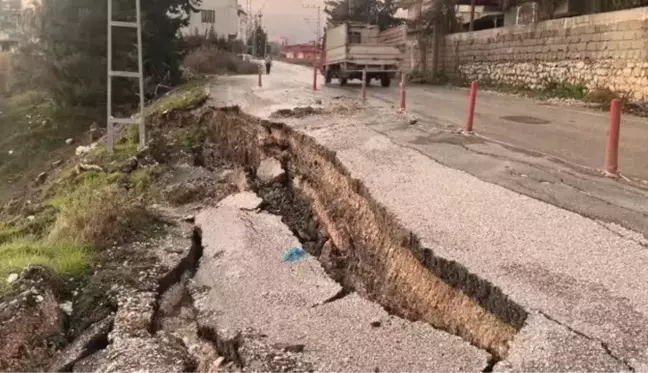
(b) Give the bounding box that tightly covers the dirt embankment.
[1,101,528,372]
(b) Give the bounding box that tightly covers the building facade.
[184,0,246,40]
[238,7,248,42]
[282,44,319,61]
[0,0,40,51]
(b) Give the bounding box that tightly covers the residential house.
[282,43,319,61]
[399,0,634,28]
[184,0,245,40]
[0,0,34,51]
[238,6,248,42]
[502,0,639,25]
[400,0,503,30]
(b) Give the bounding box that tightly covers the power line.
[302,1,322,45]
[258,0,271,13]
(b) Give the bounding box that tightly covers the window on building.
[349,31,362,44]
[516,2,537,25]
[201,9,215,23]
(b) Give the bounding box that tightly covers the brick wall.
[441,6,648,102]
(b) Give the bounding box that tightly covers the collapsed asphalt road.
[205,62,648,372]
[36,67,648,372]
[194,198,489,372]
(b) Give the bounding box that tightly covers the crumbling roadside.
[0,83,238,372]
[3,79,639,373]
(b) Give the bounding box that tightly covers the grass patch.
[146,80,208,116]
[409,70,470,87]
[544,81,588,100]
[0,90,97,206]
[584,87,620,106]
[467,77,591,101]
[49,181,156,248]
[86,142,139,166]
[0,206,58,245]
[0,239,90,293]
[130,164,167,196]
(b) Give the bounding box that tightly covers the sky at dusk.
[248,0,326,44]
[246,0,408,44]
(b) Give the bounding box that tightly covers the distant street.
[247,62,648,181]
[357,75,648,182]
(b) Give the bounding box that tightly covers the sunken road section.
[192,106,528,359]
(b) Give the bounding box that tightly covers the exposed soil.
[270,106,326,119]
[192,106,528,361]
[0,103,240,372]
[2,101,531,372]
[269,101,362,120]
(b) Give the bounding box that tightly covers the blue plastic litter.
[283,247,306,262]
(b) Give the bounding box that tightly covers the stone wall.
[441,6,648,102]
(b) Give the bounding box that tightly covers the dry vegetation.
[0,82,209,294]
[182,32,258,76]
[184,47,258,75]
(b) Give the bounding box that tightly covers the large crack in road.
[179,106,532,371]
[43,93,645,372]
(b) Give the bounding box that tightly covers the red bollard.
[258,63,262,87]
[361,69,367,105]
[313,62,318,91]
[465,81,478,134]
[399,72,407,113]
[604,98,622,177]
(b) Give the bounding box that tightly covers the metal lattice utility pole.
[254,10,265,57]
[107,0,145,152]
[246,0,252,51]
[469,0,476,32]
[302,2,322,46]
[252,14,257,57]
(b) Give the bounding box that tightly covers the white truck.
[322,22,404,87]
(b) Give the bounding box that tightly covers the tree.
[500,0,561,21]
[501,0,648,20]
[0,0,22,49]
[324,0,402,30]
[10,0,200,120]
[268,41,282,57]
[409,0,459,74]
[247,25,268,57]
[585,0,648,12]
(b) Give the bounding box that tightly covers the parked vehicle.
[237,53,254,62]
[322,22,404,87]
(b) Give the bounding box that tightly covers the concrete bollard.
[604,98,622,177]
[399,72,407,113]
[464,81,478,134]
[361,69,367,105]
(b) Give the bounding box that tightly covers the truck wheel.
[380,76,391,87]
[340,78,348,86]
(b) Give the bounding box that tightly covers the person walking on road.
[265,55,272,75]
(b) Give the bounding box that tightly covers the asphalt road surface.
[207,61,648,371]
[333,67,648,182]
